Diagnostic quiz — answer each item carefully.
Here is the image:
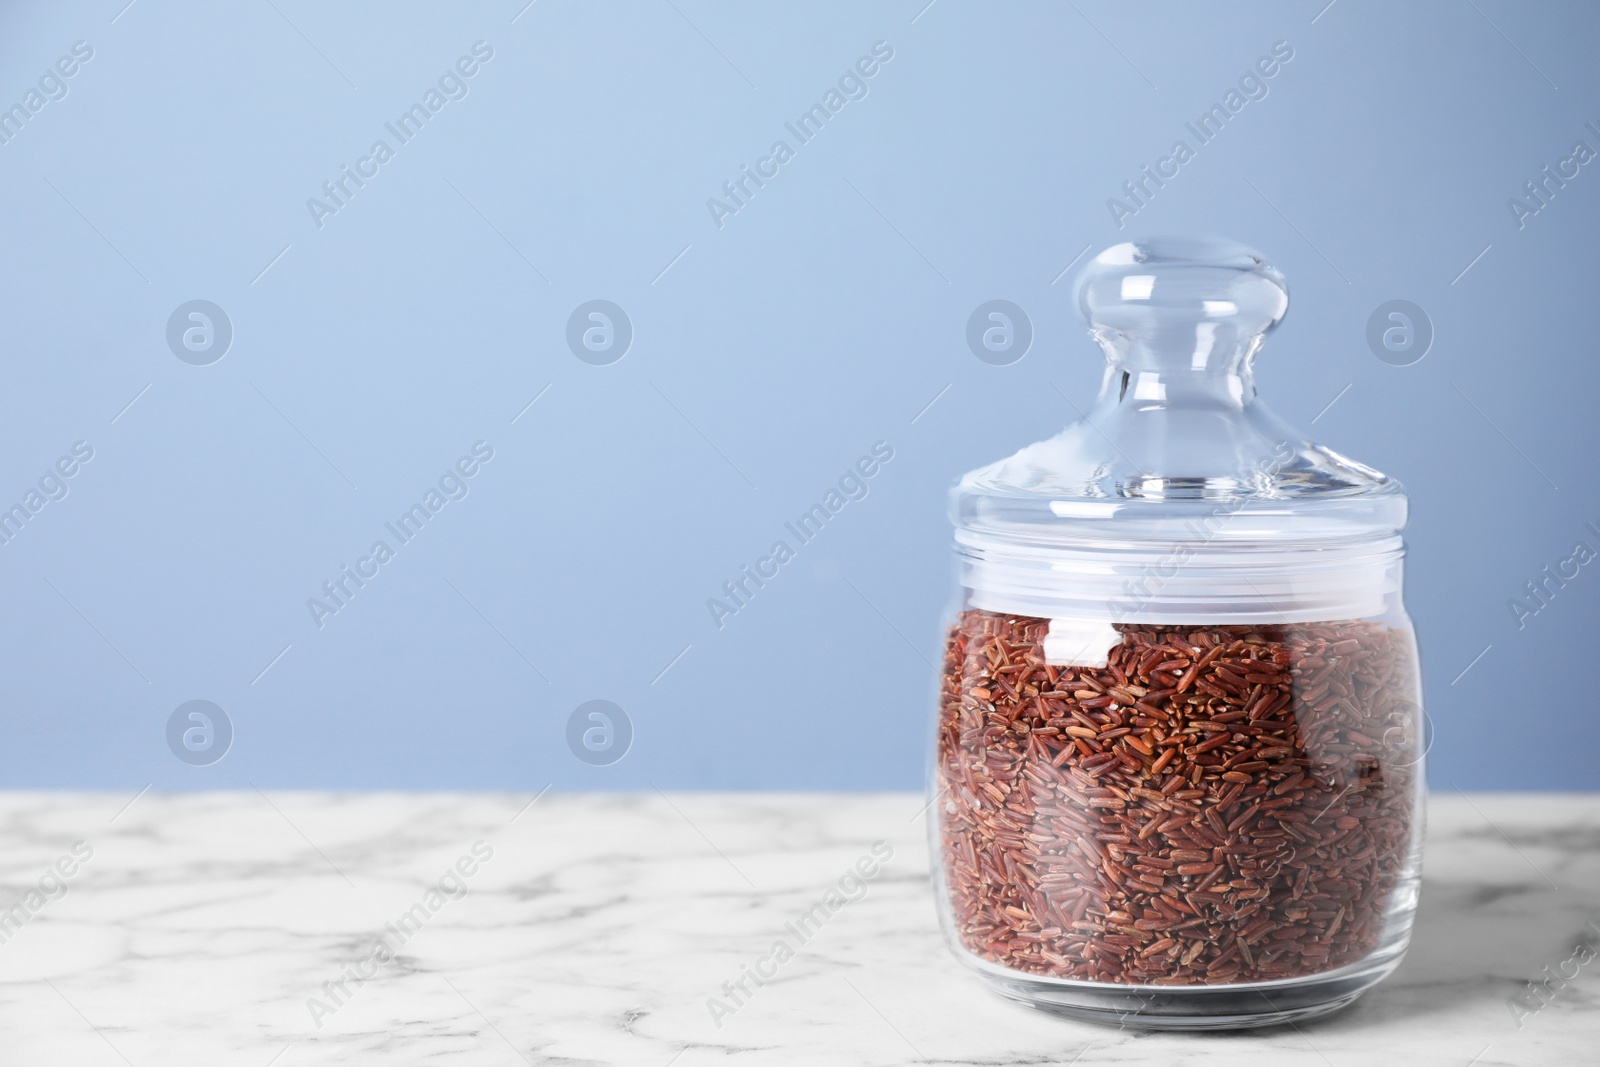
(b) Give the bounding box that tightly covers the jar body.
[931,595,1424,1028]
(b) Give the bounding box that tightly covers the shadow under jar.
[931,239,1425,1030]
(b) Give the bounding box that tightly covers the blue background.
[0,1,1594,790]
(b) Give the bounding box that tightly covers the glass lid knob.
[1075,236,1289,376]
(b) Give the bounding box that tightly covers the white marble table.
[0,792,1594,1065]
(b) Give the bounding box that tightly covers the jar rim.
[955,527,1406,625]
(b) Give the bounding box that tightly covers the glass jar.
[931,238,1425,1029]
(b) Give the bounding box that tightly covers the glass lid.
[955,236,1405,548]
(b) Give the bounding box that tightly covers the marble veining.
[0,791,1594,1065]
